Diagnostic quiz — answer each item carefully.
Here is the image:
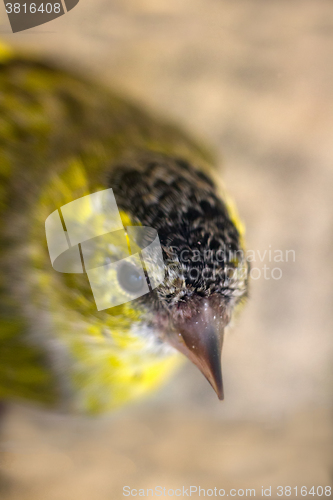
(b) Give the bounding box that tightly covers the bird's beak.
[165,297,228,400]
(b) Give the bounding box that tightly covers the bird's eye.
[117,262,145,294]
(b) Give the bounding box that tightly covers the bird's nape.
[110,154,248,401]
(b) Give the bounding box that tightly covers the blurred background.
[0,0,333,498]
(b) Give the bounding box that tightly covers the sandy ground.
[0,0,333,498]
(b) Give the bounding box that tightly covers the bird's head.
[109,154,249,400]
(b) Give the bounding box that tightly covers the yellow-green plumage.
[0,44,247,414]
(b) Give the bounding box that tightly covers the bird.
[0,42,249,415]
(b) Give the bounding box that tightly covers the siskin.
[0,43,249,415]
